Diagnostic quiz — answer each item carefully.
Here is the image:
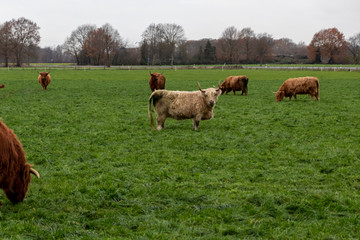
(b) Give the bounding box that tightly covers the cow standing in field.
[149,72,166,91]
[0,84,4,88]
[274,77,320,102]
[148,82,221,130]
[38,72,51,90]
[220,75,248,95]
[0,120,40,205]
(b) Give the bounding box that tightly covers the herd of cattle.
[148,72,320,131]
[0,71,319,205]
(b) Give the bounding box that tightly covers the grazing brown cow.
[0,84,4,88]
[38,72,51,90]
[148,82,221,130]
[149,72,166,91]
[275,77,320,102]
[0,120,40,205]
[220,75,248,95]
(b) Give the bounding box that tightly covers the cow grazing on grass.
[38,72,51,90]
[0,120,40,205]
[274,77,320,102]
[149,72,166,91]
[148,82,221,130]
[0,84,4,88]
[220,75,248,95]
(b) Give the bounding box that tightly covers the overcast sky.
[1,0,359,47]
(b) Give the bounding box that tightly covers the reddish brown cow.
[0,84,4,88]
[149,72,166,91]
[38,72,51,90]
[275,77,320,102]
[220,75,248,95]
[0,120,40,205]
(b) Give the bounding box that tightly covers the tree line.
[1,17,360,66]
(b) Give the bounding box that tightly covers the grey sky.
[1,0,359,47]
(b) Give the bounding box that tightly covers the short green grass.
[0,68,359,239]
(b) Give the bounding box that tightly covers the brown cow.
[0,84,4,88]
[38,72,51,90]
[275,77,320,102]
[0,120,40,205]
[220,75,248,95]
[149,72,166,91]
[148,82,221,130]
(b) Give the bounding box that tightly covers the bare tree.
[218,26,239,63]
[238,27,256,63]
[141,23,163,65]
[255,33,274,66]
[8,17,40,67]
[161,23,186,65]
[348,33,360,64]
[101,23,124,67]
[62,24,96,65]
[0,21,12,67]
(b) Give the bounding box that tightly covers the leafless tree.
[141,23,163,65]
[62,24,96,65]
[161,23,186,65]
[238,27,256,63]
[8,17,40,67]
[101,23,124,67]
[348,33,360,64]
[0,21,12,67]
[255,33,274,66]
[218,26,239,63]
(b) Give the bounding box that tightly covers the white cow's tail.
[148,92,156,130]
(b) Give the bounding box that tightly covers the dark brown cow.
[38,72,51,90]
[275,77,320,102]
[0,84,4,88]
[0,120,40,205]
[148,82,221,130]
[149,72,166,91]
[220,75,248,95]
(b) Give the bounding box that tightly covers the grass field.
[0,68,359,239]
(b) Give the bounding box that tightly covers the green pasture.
[0,68,359,239]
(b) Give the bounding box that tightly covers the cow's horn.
[272,91,277,94]
[217,80,221,89]
[197,82,202,91]
[30,168,40,178]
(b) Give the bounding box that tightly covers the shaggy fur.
[148,83,221,130]
[0,120,40,204]
[38,72,51,90]
[149,72,166,92]
[275,77,320,102]
[220,75,248,95]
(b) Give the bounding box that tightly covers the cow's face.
[4,165,32,204]
[200,88,221,107]
[39,72,49,81]
[275,90,285,102]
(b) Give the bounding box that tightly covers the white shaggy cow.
[148,82,221,130]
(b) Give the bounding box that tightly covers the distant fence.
[1,65,360,71]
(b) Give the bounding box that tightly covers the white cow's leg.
[156,116,166,130]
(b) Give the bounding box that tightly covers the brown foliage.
[307,28,348,64]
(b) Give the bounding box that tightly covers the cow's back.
[154,91,202,119]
